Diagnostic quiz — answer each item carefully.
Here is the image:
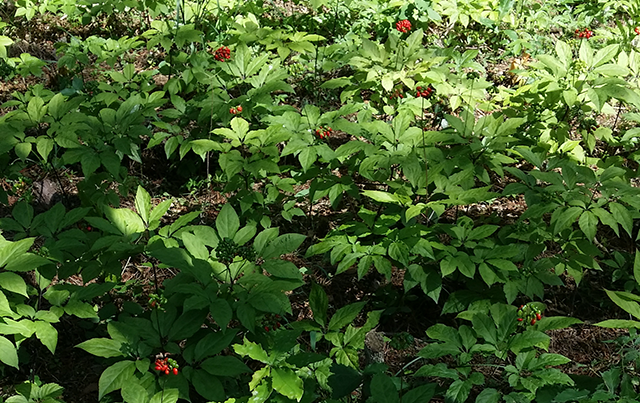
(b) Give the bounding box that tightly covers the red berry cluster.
[575,28,593,39]
[517,304,543,326]
[264,314,283,332]
[635,27,640,35]
[229,105,243,114]
[395,19,411,33]
[389,89,404,100]
[154,357,179,376]
[415,86,434,98]
[315,126,333,139]
[214,46,231,62]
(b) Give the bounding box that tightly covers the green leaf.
[0,237,35,268]
[272,367,304,401]
[65,300,98,319]
[578,211,598,240]
[0,336,19,368]
[201,356,250,377]
[134,186,151,226]
[34,321,57,354]
[209,298,233,330]
[593,44,619,68]
[310,282,328,327]
[446,379,472,403]
[475,388,501,403]
[471,314,497,345]
[262,260,302,280]
[121,382,149,403]
[510,330,550,354]
[98,360,136,400]
[328,301,366,331]
[149,388,178,403]
[194,330,238,361]
[234,338,270,364]
[594,319,640,328]
[216,204,240,239]
[402,384,436,403]
[609,202,633,237]
[551,206,582,234]
[362,190,401,204]
[0,272,28,296]
[604,289,640,320]
[535,316,583,332]
[532,353,571,369]
[370,373,399,403]
[36,137,53,161]
[634,250,640,286]
[262,233,306,259]
[76,338,124,358]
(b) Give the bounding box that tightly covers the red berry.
[517,318,523,322]
[531,319,536,325]
[536,313,542,320]
[416,92,421,97]
[155,365,161,371]
[214,46,231,62]
[236,105,242,112]
[230,108,236,114]
[416,86,422,90]
[87,226,92,231]
[173,368,178,375]
[165,369,170,375]
[519,305,524,309]
[264,326,269,332]
[636,27,640,35]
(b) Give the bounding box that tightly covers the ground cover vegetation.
[1,0,640,402]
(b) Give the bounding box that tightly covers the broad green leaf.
[472,314,497,345]
[532,353,571,369]
[593,44,619,68]
[33,321,57,354]
[216,204,240,239]
[149,388,179,403]
[595,319,640,328]
[76,338,124,358]
[310,282,328,327]
[446,379,472,403]
[134,186,151,225]
[0,237,35,268]
[509,330,550,354]
[370,373,399,403]
[194,330,238,361]
[262,233,306,259]
[328,301,366,331]
[201,356,250,377]
[578,211,597,240]
[402,383,436,403]
[272,367,303,401]
[262,260,302,280]
[634,250,640,286]
[121,382,149,403]
[36,137,53,161]
[535,316,583,332]
[609,202,632,237]
[0,272,28,296]
[234,338,270,364]
[0,336,19,368]
[605,289,640,320]
[98,360,136,400]
[475,388,501,403]
[551,206,582,234]
[209,299,232,330]
[362,190,401,204]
